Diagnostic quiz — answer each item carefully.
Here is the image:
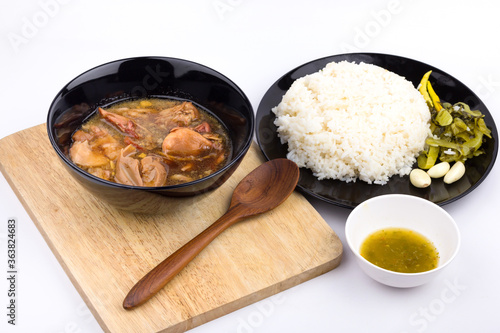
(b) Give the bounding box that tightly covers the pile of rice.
[272,61,431,185]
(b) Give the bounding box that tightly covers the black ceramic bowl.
[47,56,254,213]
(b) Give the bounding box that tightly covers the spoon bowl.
[123,158,299,309]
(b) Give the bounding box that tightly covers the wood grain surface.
[0,124,343,333]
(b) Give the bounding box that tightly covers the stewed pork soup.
[68,98,232,187]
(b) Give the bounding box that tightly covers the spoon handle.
[123,206,243,309]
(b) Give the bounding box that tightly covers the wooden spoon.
[123,158,300,309]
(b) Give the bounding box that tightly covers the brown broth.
[68,98,231,187]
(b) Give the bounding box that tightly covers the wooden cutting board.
[0,124,342,333]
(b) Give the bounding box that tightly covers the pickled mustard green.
[360,228,439,273]
[417,71,492,169]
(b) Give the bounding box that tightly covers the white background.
[1,0,499,332]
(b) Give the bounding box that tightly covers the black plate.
[256,53,498,208]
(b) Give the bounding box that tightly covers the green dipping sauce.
[360,227,439,273]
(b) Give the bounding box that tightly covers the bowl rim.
[46,56,255,191]
[345,194,461,276]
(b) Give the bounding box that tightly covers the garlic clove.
[443,161,466,184]
[427,162,451,178]
[410,169,432,188]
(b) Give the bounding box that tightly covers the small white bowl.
[345,194,460,288]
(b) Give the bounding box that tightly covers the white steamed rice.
[272,61,431,185]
